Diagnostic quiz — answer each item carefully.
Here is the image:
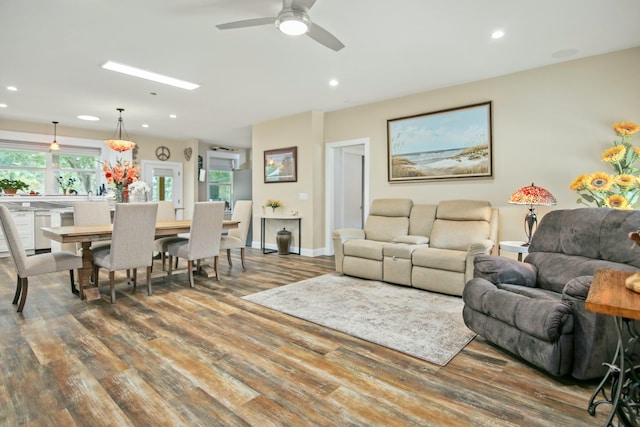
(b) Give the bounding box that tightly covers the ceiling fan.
[216,0,345,51]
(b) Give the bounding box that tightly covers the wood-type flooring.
[0,248,607,426]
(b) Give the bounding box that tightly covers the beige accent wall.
[252,47,640,251]
[252,112,324,254]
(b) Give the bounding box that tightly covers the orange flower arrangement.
[570,121,640,209]
[102,159,139,192]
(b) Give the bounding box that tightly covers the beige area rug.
[242,273,476,366]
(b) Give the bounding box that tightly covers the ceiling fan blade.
[291,0,317,11]
[216,17,276,30]
[307,23,345,51]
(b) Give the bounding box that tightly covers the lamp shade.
[508,183,557,206]
[49,121,60,151]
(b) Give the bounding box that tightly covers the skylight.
[102,61,200,91]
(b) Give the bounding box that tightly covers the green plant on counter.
[0,178,29,191]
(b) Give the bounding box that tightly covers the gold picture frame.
[387,101,493,182]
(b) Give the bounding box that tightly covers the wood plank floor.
[0,249,607,426]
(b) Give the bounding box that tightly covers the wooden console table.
[586,269,640,426]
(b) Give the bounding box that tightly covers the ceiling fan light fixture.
[276,9,310,36]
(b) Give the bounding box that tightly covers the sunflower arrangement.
[570,121,640,209]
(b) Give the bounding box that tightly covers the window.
[0,142,101,194]
[54,152,100,194]
[0,147,46,193]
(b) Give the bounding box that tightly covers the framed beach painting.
[387,101,492,182]
[264,146,297,183]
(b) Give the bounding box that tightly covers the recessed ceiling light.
[142,124,149,128]
[77,115,100,121]
[102,61,200,91]
[169,114,177,119]
[0,104,7,108]
[491,30,504,39]
[7,86,17,91]
[329,79,339,87]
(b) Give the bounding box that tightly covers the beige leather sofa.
[332,199,499,296]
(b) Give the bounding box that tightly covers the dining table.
[41,219,239,301]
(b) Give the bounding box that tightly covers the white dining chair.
[220,200,252,269]
[92,203,158,303]
[153,200,184,271]
[167,201,225,287]
[73,201,112,254]
[0,205,82,312]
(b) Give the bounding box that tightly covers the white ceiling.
[1,0,639,149]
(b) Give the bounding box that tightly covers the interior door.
[140,160,183,209]
[341,150,364,229]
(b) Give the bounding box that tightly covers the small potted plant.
[0,178,29,195]
[265,199,282,214]
[57,175,77,195]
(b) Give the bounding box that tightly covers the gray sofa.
[332,198,499,296]
[463,208,640,380]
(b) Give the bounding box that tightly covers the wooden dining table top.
[41,219,239,244]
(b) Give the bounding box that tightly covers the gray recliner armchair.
[462,208,640,380]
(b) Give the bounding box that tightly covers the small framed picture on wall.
[264,146,297,183]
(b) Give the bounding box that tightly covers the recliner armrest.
[332,228,366,274]
[332,228,365,242]
[562,276,593,302]
[464,240,498,282]
[468,239,495,256]
[472,254,538,287]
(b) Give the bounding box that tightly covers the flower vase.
[271,207,276,216]
[115,187,128,203]
[63,189,67,195]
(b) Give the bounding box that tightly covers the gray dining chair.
[167,201,225,287]
[219,200,252,269]
[92,203,158,303]
[0,205,82,312]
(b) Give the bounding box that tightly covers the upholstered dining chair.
[0,205,82,312]
[152,200,183,271]
[73,201,112,254]
[167,201,225,287]
[92,203,158,303]
[219,200,252,269]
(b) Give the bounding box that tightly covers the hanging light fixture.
[49,121,60,151]
[105,108,136,152]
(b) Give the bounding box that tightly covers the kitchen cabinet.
[0,210,35,255]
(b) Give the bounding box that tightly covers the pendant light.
[49,121,60,151]
[105,108,136,152]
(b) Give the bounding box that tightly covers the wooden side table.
[585,269,640,426]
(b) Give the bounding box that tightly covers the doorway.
[325,138,370,255]
[140,160,183,212]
